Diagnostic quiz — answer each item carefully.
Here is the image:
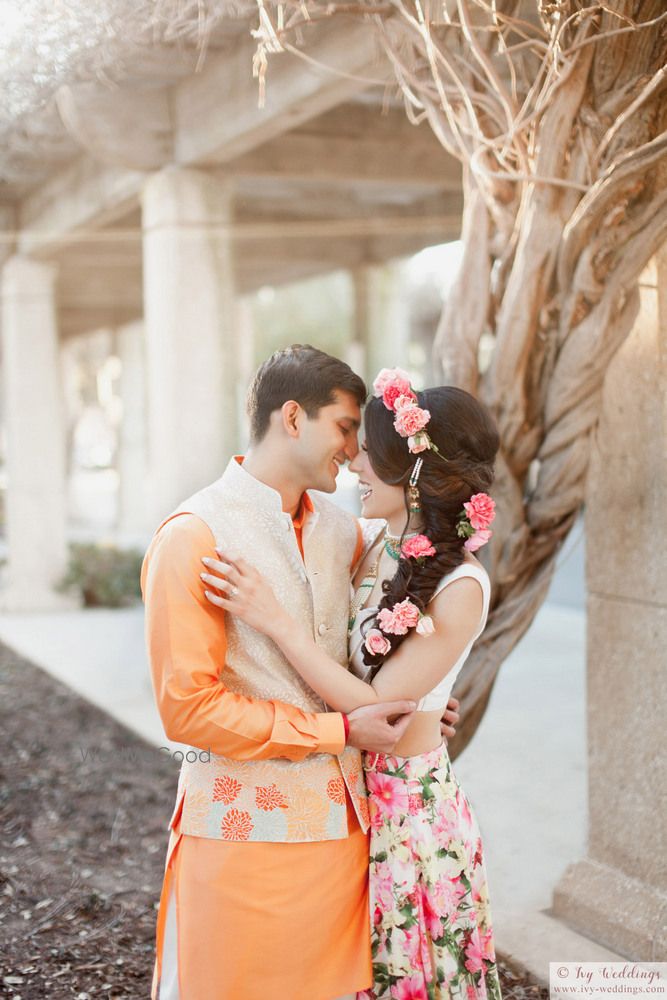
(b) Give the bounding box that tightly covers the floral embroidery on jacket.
[213,775,242,804]
[286,787,329,840]
[255,784,289,811]
[327,777,346,805]
[220,808,254,841]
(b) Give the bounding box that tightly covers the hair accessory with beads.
[407,456,423,513]
[372,368,448,461]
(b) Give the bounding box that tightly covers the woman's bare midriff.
[352,537,479,758]
[391,707,445,757]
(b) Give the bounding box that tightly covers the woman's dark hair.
[247,344,367,442]
[362,385,500,671]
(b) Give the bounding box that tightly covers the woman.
[203,369,502,1000]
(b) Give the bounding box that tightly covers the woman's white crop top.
[348,558,491,713]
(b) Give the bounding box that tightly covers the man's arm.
[142,514,415,760]
[142,513,345,761]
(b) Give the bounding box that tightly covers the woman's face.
[349,440,405,523]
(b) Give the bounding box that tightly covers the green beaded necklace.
[384,529,420,561]
[348,529,420,635]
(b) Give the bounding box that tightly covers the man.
[142,345,459,1000]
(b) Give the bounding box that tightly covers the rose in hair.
[416,615,435,636]
[377,598,420,635]
[464,528,492,552]
[401,535,436,560]
[364,628,392,656]
[393,403,431,439]
[463,493,496,531]
[407,431,430,453]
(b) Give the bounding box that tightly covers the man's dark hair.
[246,344,367,443]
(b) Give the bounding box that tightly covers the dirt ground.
[0,642,548,999]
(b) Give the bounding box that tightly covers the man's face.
[296,390,362,493]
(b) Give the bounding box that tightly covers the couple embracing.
[142,345,502,1000]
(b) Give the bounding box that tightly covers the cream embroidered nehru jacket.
[146,457,369,843]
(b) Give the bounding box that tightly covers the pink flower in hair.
[463,493,496,531]
[393,403,431,439]
[416,615,435,636]
[372,368,413,411]
[393,392,418,411]
[373,367,410,397]
[384,383,415,412]
[364,628,391,656]
[464,528,492,552]
[407,431,430,453]
[401,535,436,560]
[377,598,420,635]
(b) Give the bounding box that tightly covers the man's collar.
[226,455,314,522]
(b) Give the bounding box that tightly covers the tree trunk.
[216,0,667,753]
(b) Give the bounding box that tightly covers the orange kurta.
[142,499,370,1000]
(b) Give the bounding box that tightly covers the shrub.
[57,543,144,608]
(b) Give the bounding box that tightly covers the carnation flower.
[401,535,436,560]
[463,492,496,531]
[372,367,411,397]
[377,598,420,635]
[372,368,413,411]
[393,403,431,438]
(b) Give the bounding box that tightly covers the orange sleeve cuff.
[315,712,346,755]
[350,520,364,572]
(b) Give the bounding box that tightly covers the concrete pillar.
[1,257,69,609]
[116,319,150,540]
[141,167,238,524]
[552,252,667,958]
[349,267,370,384]
[351,262,411,387]
[234,297,255,451]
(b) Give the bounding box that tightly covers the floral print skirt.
[358,742,502,1000]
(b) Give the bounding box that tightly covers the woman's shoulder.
[432,555,491,600]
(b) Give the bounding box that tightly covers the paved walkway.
[0,556,625,981]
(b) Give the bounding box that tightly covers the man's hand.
[347,701,416,754]
[440,695,460,744]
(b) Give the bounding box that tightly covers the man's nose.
[345,436,360,462]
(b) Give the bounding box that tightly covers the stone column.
[552,252,667,958]
[116,319,150,540]
[349,267,370,384]
[141,168,238,524]
[351,262,411,387]
[1,257,69,609]
[234,297,255,451]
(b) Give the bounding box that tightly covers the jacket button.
[317,623,327,636]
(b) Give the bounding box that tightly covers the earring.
[408,483,421,514]
[407,457,423,514]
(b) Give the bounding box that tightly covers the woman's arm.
[201,551,484,714]
[201,551,377,712]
